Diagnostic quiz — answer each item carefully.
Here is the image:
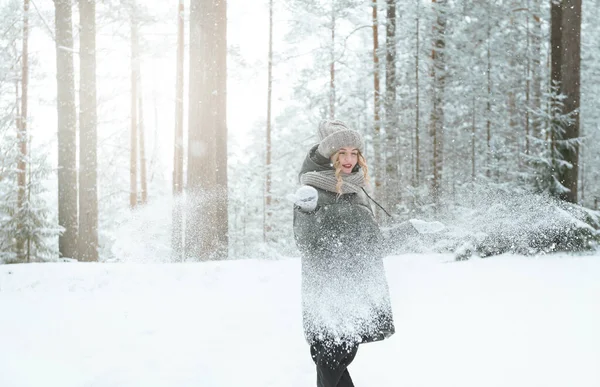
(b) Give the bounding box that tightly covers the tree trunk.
[16,0,30,263]
[329,7,336,119]
[558,0,581,203]
[264,0,273,243]
[486,11,492,178]
[580,144,584,202]
[130,7,139,209]
[187,0,216,261]
[214,0,228,258]
[531,0,542,141]
[472,95,476,181]
[138,75,148,205]
[507,3,518,166]
[430,0,446,205]
[415,0,420,186]
[384,0,398,211]
[372,0,382,198]
[26,135,32,261]
[525,0,531,156]
[550,0,562,90]
[54,0,78,259]
[78,0,98,262]
[187,0,227,260]
[172,0,184,261]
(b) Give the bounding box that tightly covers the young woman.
[289,119,395,387]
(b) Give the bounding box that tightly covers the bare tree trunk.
[187,0,227,260]
[549,0,563,196]
[329,6,335,119]
[525,0,531,156]
[172,0,184,261]
[415,0,420,187]
[486,11,492,178]
[264,0,273,243]
[507,2,518,167]
[138,76,148,205]
[372,0,382,198]
[430,0,446,206]
[150,77,159,182]
[580,144,584,202]
[54,0,78,259]
[188,0,216,261]
[384,0,398,211]
[531,0,542,141]
[78,0,98,262]
[215,0,228,258]
[559,0,581,203]
[130,7,139,209]
[16,0,30,263]
[15,79,20,173]
[27,135,32,261]
[14,79,20,180]
[550,0,562,91]
[472,95,476,181]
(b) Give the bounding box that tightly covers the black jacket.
[293,146,395,344]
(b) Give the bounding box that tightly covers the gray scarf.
[301,170,365,194]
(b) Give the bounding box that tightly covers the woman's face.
[335,147,359,174]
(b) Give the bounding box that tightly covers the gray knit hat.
[316,119,364,158]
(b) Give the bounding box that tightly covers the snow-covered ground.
[1,253,599,387]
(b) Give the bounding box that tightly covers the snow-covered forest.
[1,0,600,262]
[1,1,600,386]
[0,0,599,260]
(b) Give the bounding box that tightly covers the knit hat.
[316,119,364,158]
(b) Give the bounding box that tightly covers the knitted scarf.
[300,170,365,194]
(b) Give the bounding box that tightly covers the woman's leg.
[310,341,359,387]
[337,368,354,387]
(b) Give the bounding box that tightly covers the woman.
[289,119,395,387]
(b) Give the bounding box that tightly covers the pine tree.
[527,85,578,197]
[1,154,61,263]
[0,129,61,263]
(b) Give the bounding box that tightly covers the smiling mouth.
[342,164,352,169]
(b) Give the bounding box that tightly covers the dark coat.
[293,146,395,345]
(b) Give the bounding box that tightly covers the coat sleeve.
[293,206,319,256]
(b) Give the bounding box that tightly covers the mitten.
[286,185,318,212]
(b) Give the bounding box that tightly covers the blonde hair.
[332,150,370,194]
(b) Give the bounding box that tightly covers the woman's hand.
[286,185,318,212]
